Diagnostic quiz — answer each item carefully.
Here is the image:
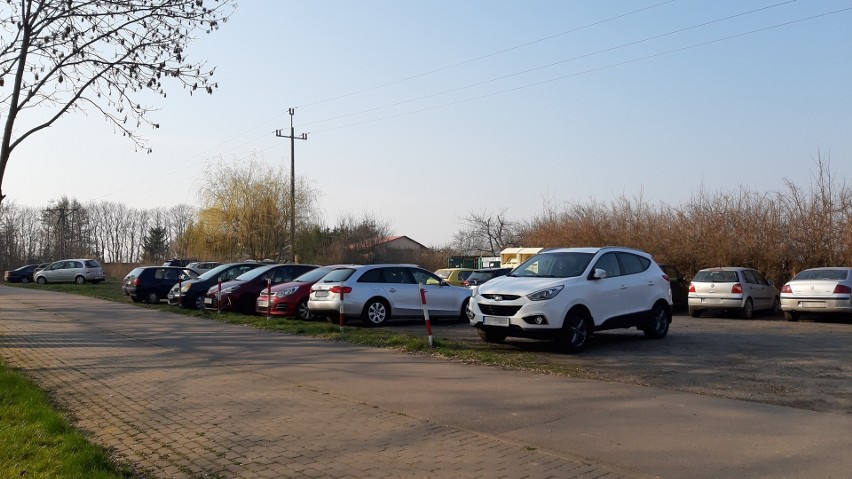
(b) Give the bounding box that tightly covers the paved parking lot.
[384,311,852,414]
[1,286,850,479]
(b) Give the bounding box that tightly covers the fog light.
[523,315,548,325]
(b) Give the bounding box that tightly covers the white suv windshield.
[512,252,594,278]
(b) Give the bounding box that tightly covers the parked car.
[33,262,50,274]
[434,268,475,287]
[185,261,221,274]
[468,246,672,353]
[463,267,513,288]
[203,263,318,313]
[34,259,105,284]
[122,266,199,304]
[163,258,194,267]
[4,263,40,283]
[257,265,354,320]
[308,264,472,326]
[779,267,852,321]
[688,267,779,319]
[659,264,689,311]
[167,262,266,309]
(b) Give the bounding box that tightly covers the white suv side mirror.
[592,268,608,280]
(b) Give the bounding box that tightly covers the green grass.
[0,359,138,479]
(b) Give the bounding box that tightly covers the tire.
[688,307,701,318]
[361,298,389,327]
[643,303,670,339]
[740,298,754,319]
[36,276,47,284]
[296,298,312,321]
[459,298,471,321]
[145,291,160,304]
[75,275,86,285]
[194,295,205,310]
[21,277,31,284]
[772,297,781,315]
[477,327,507,343]
[784,311,799,322]
[130,296,142,303]
[556,310,591,353]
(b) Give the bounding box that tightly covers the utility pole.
[275,108,307,263]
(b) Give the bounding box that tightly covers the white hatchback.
[467,247,672,353]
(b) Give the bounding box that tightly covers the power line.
[309,6,852,134]
[299,0,802,129]
[296,0,679,109]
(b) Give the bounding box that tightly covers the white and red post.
[419,283,433,347]
[266,278,272,322]
[338,289,346,332]
[217,278,222,314]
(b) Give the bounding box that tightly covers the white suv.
[467,247,672,353]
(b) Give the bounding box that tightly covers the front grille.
[479,304,522,316]
[481,294,521,301]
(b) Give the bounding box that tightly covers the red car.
[256,265,351,320]
[204,263,318,314]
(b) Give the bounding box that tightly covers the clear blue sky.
[7,0,852,246]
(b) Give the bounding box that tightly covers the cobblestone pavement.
[0,288,644,479]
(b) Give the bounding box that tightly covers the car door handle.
[388,288,397,293]
[620,284,628,289]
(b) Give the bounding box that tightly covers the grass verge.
[0,358,138,479]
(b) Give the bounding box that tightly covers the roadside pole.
[266,278,271,323]
[217,279,222,314]
[338,290,346,333]
[177,277,182,307]
[419,283,433,347]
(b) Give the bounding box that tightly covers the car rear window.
[693,271,739,283]
[84,260,101,268]
[319,268,356,283]
[127,267,145,277]
[794,269,849,281]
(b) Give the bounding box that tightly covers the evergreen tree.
[142,225,169,264]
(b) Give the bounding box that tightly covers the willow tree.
[0,0,235,204]
[184,156,322,262]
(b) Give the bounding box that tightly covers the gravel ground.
[381,311,852,414]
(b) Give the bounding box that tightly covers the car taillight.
[781,284,792,293]
[834,285,852,294]
[463,280,470,286]
[731,283,743,294]
[133,278,140,286]
[662,274,671,282]
[329,286,352,294]
[688,283,695,293]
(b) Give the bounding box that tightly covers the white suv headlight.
[527,285,564,301]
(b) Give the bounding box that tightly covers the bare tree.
[453,209,519,256]
[0,0,236,204]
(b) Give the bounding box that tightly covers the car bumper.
[780,296,852,314]
[688,295,744,310]
[468,297,565,331]
[257,297,296,316]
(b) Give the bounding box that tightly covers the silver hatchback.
[308,264,472,326]
[34,258,106,284]
[688,267,779,319]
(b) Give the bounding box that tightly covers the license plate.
[483,316,509,327]
[314,291,329,298]
[204,297,213,305]
[800,301,826,308]
[257,300,268,308]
